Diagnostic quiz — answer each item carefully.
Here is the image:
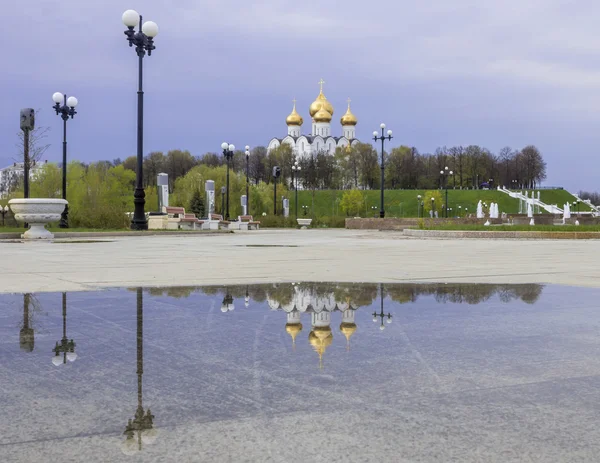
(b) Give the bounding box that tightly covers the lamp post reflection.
[20,293,35,352]
[221,292,235,312]
[244,286,250,308]
[122,288,157,455]
[372,284,392,330]
[52,293,77,365]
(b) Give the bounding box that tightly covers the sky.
[2,0,599,191]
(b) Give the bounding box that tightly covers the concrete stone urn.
[297,218,312,229]
[8,199,68,239]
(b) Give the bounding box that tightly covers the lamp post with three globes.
[52,92,78,228]
[221,143,235,220]
[373,123,393,218]
[121,9,159,231]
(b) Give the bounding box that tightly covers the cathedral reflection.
[121,288,158,455]
[267,283,362,368]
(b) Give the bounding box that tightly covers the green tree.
[189,189,205,217]
[339,189,364,216]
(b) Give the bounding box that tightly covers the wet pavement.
[1,283,599,462]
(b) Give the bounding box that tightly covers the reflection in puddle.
[4,282,597,462]
[121,288,157,455]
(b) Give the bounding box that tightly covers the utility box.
[241,195,247,216]
[205,180,215,216]
[283,198,289,218]
[157,173,169,211]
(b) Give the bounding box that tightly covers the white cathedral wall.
[314,122,331,137]
[287,125,301,137]
[342,126,356,139]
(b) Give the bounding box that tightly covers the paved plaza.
[1,229,598,293]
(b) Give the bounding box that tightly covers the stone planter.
[297,218,312,229]
[8,198,68,239]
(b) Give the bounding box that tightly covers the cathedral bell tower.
[286,99,303,137]
[340,98,358,140]
[309,79,334,137]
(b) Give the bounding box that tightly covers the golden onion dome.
[309,79,334,117]
[340,322,357,342]
[340,99,357,126]
[313,105,332,123]
[285,323,302,342]
[286,100,303,127]
[309,326,333,368]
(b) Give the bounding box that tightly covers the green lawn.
[293,189,585,218]
[536,190,592,212]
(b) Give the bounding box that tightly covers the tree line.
[112,142,547,193]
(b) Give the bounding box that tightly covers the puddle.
[1,283,599,462]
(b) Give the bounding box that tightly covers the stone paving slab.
[1,229,600,293]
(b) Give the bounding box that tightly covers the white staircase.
[570,192,600,214]
[497,187,563,214]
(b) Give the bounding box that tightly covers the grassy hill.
[291,189,587,218]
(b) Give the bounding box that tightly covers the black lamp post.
[221,142,235,220]
[417,194,422,218]
[372,283,392,331]
[52,92,78,228]
[291,161,301,219]
[52,293,77,366]
[122,10,159,231]
[245,145,250,216]
[440,166,453,218]
[373,123,393,218]
[431,197,435,217]
[122,288,157,455]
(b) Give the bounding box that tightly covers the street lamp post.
[440,166,453,218]
[245,146,250,215]
[221,142,235,220]
[372,283,392,331]
[122,10,159,231]
[52,92,78,228]
[291,161,301,219]
[431,197,435,218]
[52,293,77,366]
[373,123,393,218]
[417,194,422,218]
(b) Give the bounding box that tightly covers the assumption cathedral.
[267,79,360,158]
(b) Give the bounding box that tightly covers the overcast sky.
[2,0,599,191]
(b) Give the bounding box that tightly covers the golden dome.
[309,79,334,118]
[308,326,333,368]
[340,98,357,126]
[313,105,332,123]
[340,322,357,342]
[286,99,303,126]
[285,323,302,342]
